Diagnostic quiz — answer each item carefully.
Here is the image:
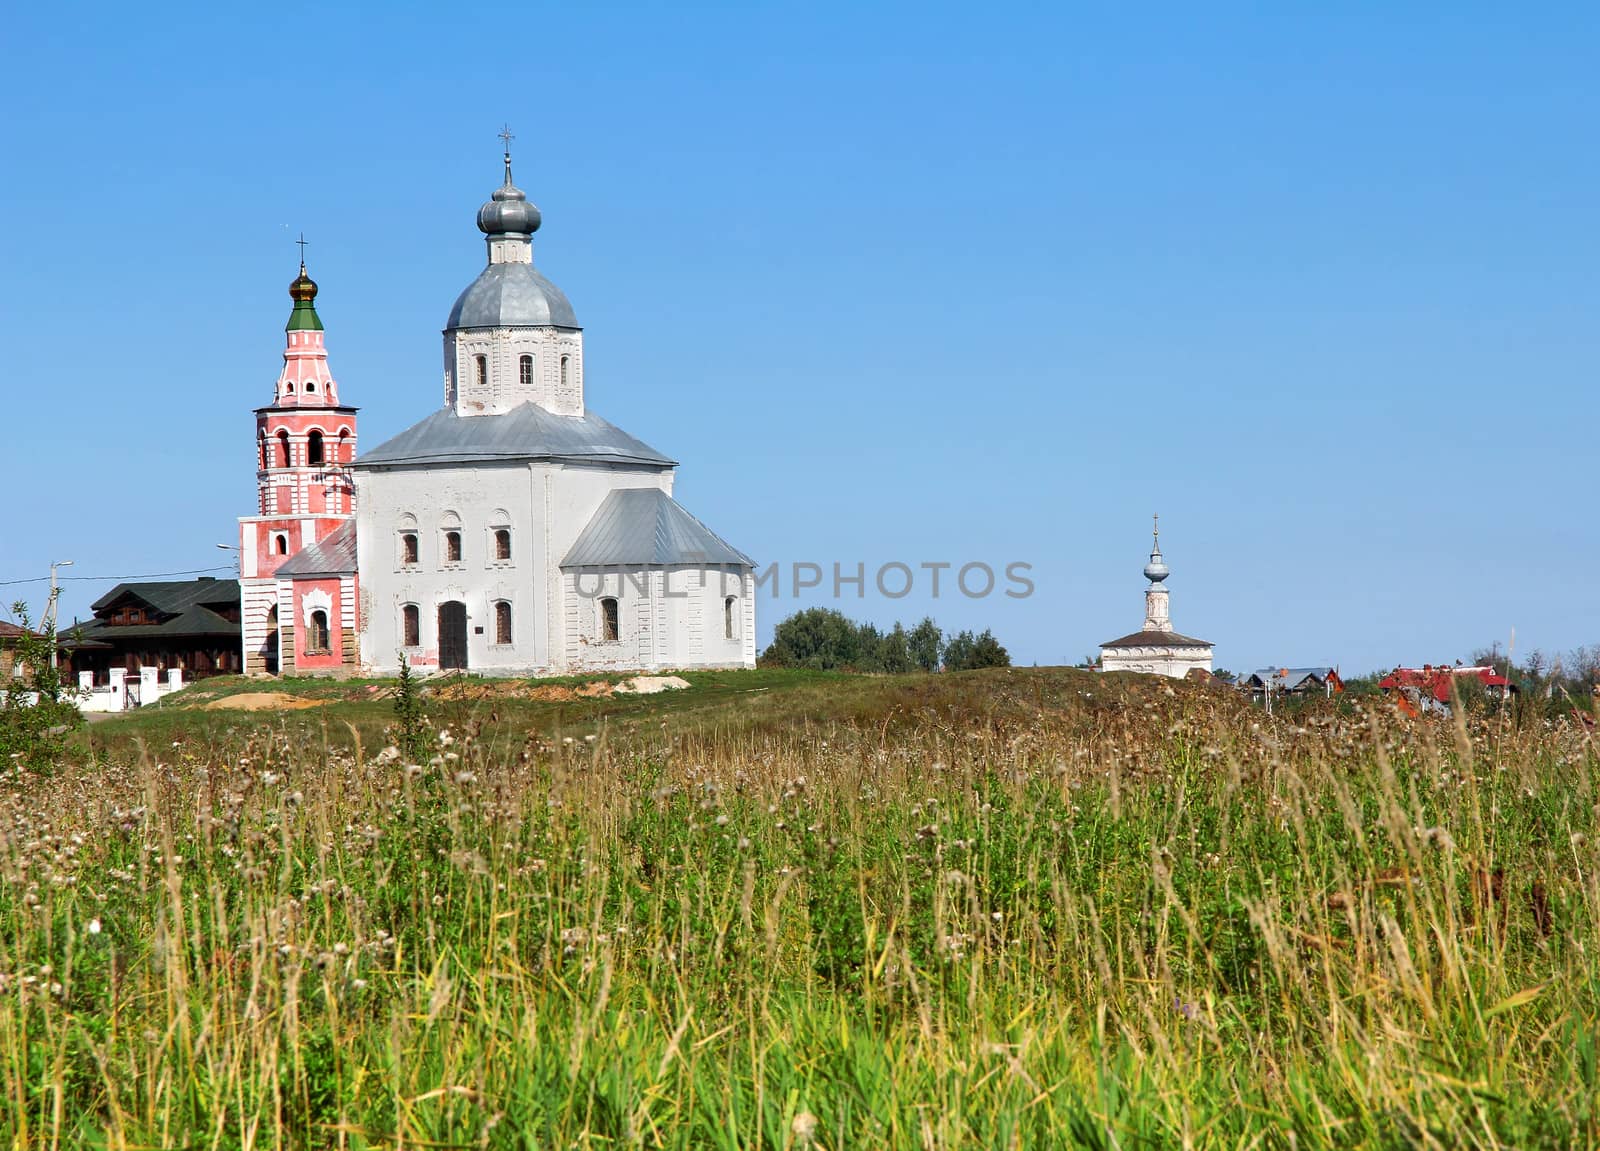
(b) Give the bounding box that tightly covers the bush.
[0,602,81,774]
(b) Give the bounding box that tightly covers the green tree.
[0,602,81,774]
[907,617,942,672]
[761,608,867,670]
[876,623,914,674]
[943,628,1011,671]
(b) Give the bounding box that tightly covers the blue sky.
[1,2,1595,675]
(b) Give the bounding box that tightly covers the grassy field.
[2,666,1597,1148]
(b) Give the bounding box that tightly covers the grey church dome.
[446,146,579,331]
[447,264,578,329]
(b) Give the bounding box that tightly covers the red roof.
[1378,665,1511,704]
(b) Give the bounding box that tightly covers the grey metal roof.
[1245,667,1336,689]
[1100,627,1213,649]
[276,520,357,578]
[447,263,578,329]
[353,403,676,469]
[561,488,754,569]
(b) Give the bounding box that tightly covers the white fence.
[74,668,186,713]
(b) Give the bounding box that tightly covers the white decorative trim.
[301,587,332,627]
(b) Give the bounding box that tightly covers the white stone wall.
[355,459,717,675]
[1100,645,1214,679]
[562,566,755,672]
[240,576,279,673]
[445,327,585,416]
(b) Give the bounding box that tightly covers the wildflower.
[87,918,102,935]
[791,1112,818,1144]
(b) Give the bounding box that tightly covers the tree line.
[759,608,1010,673]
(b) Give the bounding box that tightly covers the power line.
[0,565,236,588]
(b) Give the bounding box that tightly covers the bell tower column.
[237,257,361,673]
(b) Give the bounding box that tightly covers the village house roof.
[1243,667,1339,690]
[354,403,676,470]
[1379,665,1512,704]
[275,521,357,578]
[561,487,754,569]
[1100,627,1213,650]
[63,578,241,645]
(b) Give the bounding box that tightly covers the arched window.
[306,381,317,393]
[725,596,737,640]
[277,431,292,468]
[285,381,296,394]
[258,432,267,469]
[519,354,533,387]
[493,527,511,561]
[401,532,419,566]
[444,531,462,563]
[560,355,570,389]
[337,429,351,462]
[402,604,420,647]
[600,597,619,643]
[307,430,324,466]
[494,601,512,645]
[475,355,488,388]
[307,609,330,653]
[274,533,288,555]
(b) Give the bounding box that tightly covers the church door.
[438,601,468,670]
[265,606,280,675]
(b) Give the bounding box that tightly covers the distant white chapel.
[1099,518,1214,679]
[239,143,756,675]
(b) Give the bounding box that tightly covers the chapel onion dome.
[1143,518,1169,583]
[286,264,323,331]
[446,152,579,331]
[477,173,542,236]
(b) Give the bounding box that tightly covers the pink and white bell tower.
[238,260,360,674]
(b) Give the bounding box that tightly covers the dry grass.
[1,668,1596,1148]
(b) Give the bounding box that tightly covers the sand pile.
[201,692,329,712]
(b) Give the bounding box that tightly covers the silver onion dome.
[1143,514,1169,582]
[477,154,542,236]
[446,147,579,331]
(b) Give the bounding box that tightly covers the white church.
[239,144,756,676]
[1098,518,1214,679]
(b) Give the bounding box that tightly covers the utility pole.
[46,559,73,671]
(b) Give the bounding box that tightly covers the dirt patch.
[202,692,329,712]
[432,678,619,703]
[615,676,691,695]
